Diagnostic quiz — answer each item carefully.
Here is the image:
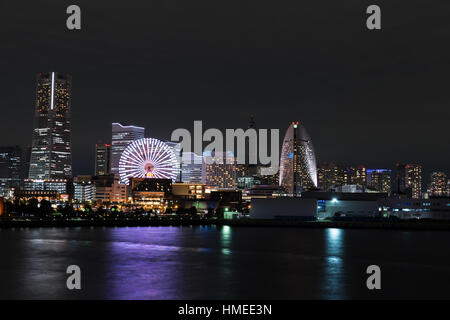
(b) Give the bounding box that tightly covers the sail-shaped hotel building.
[279,122,317,195]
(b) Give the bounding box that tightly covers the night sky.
[1,0,449,180]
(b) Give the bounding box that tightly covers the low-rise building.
[250,197,317,220]
[73,181,95,203]
[130,178,172,211]
[92,174,127,204]
[172,183,206,199]
[379,197,450,220]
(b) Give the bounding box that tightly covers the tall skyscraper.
[28,72,72,180]
[0,146,22,197]
[205,151,237,189]
[279,122,317,195]
[395,163,422,198]
[367,169,392,195]
[110,123,145,175]
[95,143,111,176]
[429,171,447,197]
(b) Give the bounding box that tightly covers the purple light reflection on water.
[2,226,450,299]
[105,226,216,299]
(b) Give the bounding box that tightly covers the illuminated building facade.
[74,181,95,202]
[237,176,258,189]
[367,169,392,195]
[95,143,111,176]
[14,190,59,202]
[317,162,347,191]
[130,178,172,194]
[28,72,72,180]
[279,122,317,195]
[405,164,422,198]
[0,146,22,197]
[181,152,205,184]
[429,172,447,197]
[92,174,127,203]
[172,183,206,199]
[257,166,279,186]
[396,163,422,198]
[111,123,145,175]
[129,178,172,210]
[23,179,68,195]
[347,165,367,188]
[205,151,237,189]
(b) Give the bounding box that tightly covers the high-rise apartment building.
[396,163,422,198]
[317,162,347,192]
[347,165,367,188]
[205,151,237,189]
[429,171,447,197]
[95,143,111,176]
[28,72,72,180]
[367,169,392,195]
[110,123,145,175]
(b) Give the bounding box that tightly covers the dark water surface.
[0,226,449,299]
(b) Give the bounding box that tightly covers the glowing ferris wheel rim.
[119,138,179,185]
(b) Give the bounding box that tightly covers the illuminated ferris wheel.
[119,138,179,185]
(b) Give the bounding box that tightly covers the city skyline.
[1,2,450,303]
[1,1,449,179]
[3,70,448,180]
[0,71,448,192]
[1,72,448,185]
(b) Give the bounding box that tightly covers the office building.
[23,179,68,195]
[95,143,111,175]
[28,72,72,180]
[73,176,94,202]
[181,152,205,184]
[0,146,22,197]
[111,123,145,175]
